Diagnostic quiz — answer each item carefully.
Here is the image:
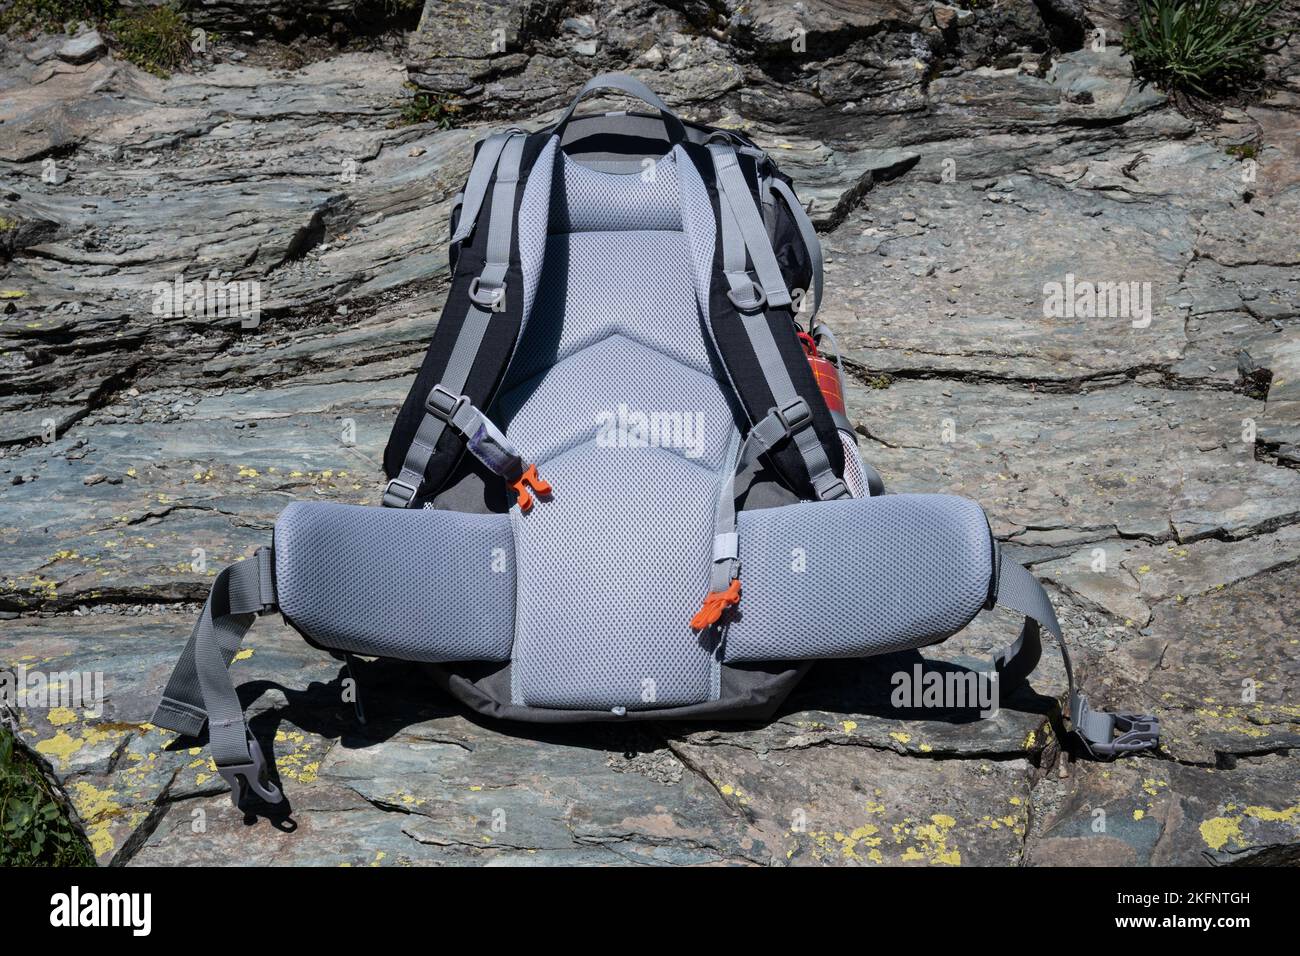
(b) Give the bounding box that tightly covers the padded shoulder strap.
[383,131,545,505]
[993,553,1160,757]
[703,141,847,501]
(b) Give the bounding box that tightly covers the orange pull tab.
[690,578,742,630]
[510,463,552,513]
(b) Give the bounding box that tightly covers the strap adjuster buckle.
[727,277,767,313]
[253,547,277,614]
[217,738,284,808]
[382,478,418,508]
[468,276,506,310]
[425,384,468,422]
[774,397,813,434]
[813,475,850,500]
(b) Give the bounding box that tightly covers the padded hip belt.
[153,492,1157,810]
[271,494,993,665]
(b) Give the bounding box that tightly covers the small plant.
[397,85,462,128]
[0,727,95,866]
[0,0,117,32]
[1124,0,1288,98]
[109,3,192,77]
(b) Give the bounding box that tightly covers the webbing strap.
[421,386,525,482]
[708,142,846,502]
[993,555,1160,757]
[704,405,820,596]
[769,177,823,324]
[449,129,519,247]
[708,143,792,308]
[152,549,284,806]
[386,133,525,508]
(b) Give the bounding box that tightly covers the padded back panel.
[723,494,994,662]
[274,502,515,662]
[498,145,736,710]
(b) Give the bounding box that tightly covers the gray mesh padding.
[510,443,722,710]
[500,144,736,710]
[550,151,682,233]
[500,231,717,390]
[498,333,736,472]
[722,494,994,662]
[274,502,515,662]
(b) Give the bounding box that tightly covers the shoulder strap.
[383,132,528,507]
[706,141,847,501]
[450,128,520,246]
[992,553,1160,757]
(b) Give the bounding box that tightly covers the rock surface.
[0,1,1297,865]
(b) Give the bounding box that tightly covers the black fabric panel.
[382,133,553,500]
[769,170,814,314]
[427,659,812,724]
[680,142,844,498]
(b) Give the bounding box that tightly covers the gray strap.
[769,177,822,323]
[739,310,846,501]
[385,133,525,508]
[708,142,845,502]
[994,555,1159,757]
[421,386,526,481]
[449,129,519,247]
[704,404,826,597]
[555,73,686,141]
[152,549,284,806]
[708,143,792,309]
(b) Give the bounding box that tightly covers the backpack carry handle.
[554,73,688,144]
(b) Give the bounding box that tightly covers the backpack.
[152,74,1158,809]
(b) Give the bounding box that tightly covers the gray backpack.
[153,75,1158,810]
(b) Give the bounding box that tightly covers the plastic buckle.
[814,476,850,501]
[468,276,506,310]
[1075,696,1160,757]
[217,738,283,808]
[424,384,467,422]
[727,278,767,313]
[382,478,417,508]
[1089,713,1161,756]
[774,397,812,435]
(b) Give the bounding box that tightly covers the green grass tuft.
[1123,0,1289,98]
[0,726,95,867]
[109,3,192,77]
[396,84,462,128]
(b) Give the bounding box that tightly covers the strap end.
[151,698,207,739]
